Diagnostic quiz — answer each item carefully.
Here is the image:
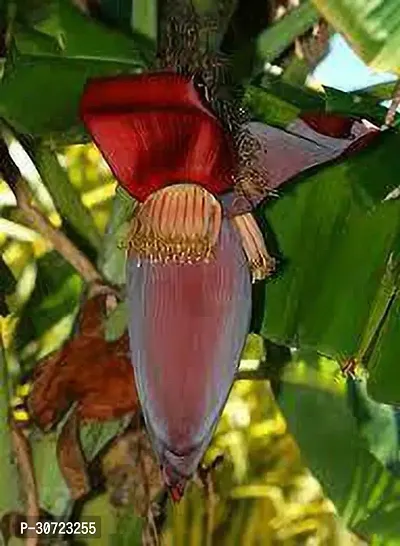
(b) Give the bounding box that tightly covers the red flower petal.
[80,71,236,201]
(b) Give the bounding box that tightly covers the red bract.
[228,115,380,213]
[80,71,236,202]
[126,217,252,501]
[300,112,355,138]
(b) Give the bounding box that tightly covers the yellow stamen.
[128,184,222,264]
[232,213,276,282]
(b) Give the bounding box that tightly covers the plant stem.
[15,179,93,279]
[14,178,118,299]
[9,417,40,546]
[257,1,319,65]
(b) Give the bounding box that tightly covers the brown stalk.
[9,415,39,546]
[383,80,400,129]
[14,177,118,299]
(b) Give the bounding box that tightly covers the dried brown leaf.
[28,295,139,428]
[56,410,91,500]
[102,428,163,517]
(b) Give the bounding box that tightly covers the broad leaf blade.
[15,0,150,63]
[311,0,400,74]
[351,81,397,102]
[57,1,153,65]
[278,354,400,541]
[105,301,128,342]
[31,429,72,518]
[99,187,135,341]
[254,131,400,402]
[0,54,142,137]
[324,86,394,125]
[346,376,400,473]
[367,293,400,404]
[81,493,143,546]
[130,0,157,42]
[0,0,150,138]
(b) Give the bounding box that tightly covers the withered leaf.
[102,427,163,517]
[28,294,139,430]
[56,409,90,500]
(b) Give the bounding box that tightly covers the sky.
[311,33,396,92]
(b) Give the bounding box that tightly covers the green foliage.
[278,353,400,541]
[0,343,23,534]
[100,187,135,340]
[15,250,83,365]
[31,429,73,518]
[256,1,319,65]
[0,257,15,315]
[346,376,400,472]
[99,187,135,287]
[0,0,150,139]
[253,129,400,404]
[312,0,400,74]
[34,144,102,252]
[32,413,132,518]
[94,0,135,34]
[81,494,143,546]
[130,0,157,42]
[351,81,397,102]
[324,86,393,125]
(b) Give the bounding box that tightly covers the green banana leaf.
[0,341,24,545]
[254,129,400,404]
[311,0,400,74]
[345,375,400,474]
[0,0,150,139]
[15,250,83,367]
[278,353,400,542]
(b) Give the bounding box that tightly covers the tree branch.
[14,178,118,298]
